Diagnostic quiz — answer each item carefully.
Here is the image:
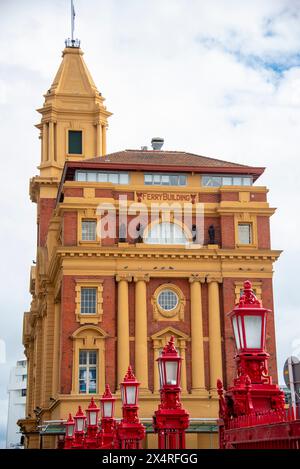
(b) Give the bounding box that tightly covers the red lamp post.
[73,406,86,449]
[153,336,189,449]
[84,397,100,449]
[64,413,75,449]
[217,280,286,448]
[116,366,146,449]
[98,384,116,448]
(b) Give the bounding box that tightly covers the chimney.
[151,137,164,150]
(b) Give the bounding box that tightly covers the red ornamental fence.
[219,407,300,449]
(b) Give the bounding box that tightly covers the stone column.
[207,277,223,394]
[48,121,54,162]
[102,125,107,156]
[42,123,48,162]
[116,275,131,386]
[189,277,206,394]
[96,123,102,156]
[134,276,149,391]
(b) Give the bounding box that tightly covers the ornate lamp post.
[99,384,116,448]
[153,336,189,449]
[85,397,100,449]
[218,280,285,448]
[64,413,75,449]
[116,366,146,449]
[73,406,86,449]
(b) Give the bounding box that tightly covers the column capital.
[133,274,150,283]
[206,275,223,284]
[189,275,206,284]
[116,274,132,283]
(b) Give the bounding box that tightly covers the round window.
[157,289,179,311]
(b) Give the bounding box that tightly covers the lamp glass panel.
[232,316,241,349]
[76,417,85,432]
[66,424,74,437]
[165,361,178,385]
[89,410,97,426]
[244,315,262,348]
[158,360,164,388]
[126,385,136,404]
[238,315,245,348]
[120,385,125,404]
[103,401,113,418]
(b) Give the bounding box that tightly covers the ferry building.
[19,39,281,448]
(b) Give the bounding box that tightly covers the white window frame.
[238,223,252,244]
[80,287,97,314]
[82,220,97,241]
[79,350,98,394]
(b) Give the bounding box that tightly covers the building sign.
[137,192,197,203]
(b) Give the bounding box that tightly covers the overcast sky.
[1,0,300,448]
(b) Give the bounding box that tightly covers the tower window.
[238,223,252,244]
[68,130,82,154]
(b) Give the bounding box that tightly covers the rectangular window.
[144,173,187,186]
[238,223,252,244]
[79,350,97,394]
[21,389,26,397]
[82,220,97,241]
[202,175,253,186]
[81,287,97,314]
[68,130,82,154]
[75,171,129,184]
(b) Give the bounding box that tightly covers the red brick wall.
[39,198,56,246]
[199,193,220,203]
[64,188,83,197]
[251,192,267,202]
[60,276,117,394]
[63,212,78,246]
[146,278,192,391]
[221,215,235,248]
[221,192,239,201]
[257,216,271,249]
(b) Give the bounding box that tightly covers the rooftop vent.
[141,146,148,151]
[151,137,164,151]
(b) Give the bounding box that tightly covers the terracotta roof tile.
[84,149,252,169]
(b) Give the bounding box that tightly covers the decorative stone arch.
[151,327,189,393]
[71,325,108,395]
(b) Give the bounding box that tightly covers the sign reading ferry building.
[19,40,281,449]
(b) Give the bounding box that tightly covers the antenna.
[65,0,81,48]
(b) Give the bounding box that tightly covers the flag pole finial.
[65,0,80,48]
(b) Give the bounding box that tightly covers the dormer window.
[68,130,83,154]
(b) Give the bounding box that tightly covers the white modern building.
[6,359,27,449]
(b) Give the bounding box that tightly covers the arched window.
[144,222,189,245]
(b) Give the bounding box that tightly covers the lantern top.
[87,397,99,411]
[66,413,74,424]
[161,335,180,358]
[75,405,85,418]
[102,383,113,399]
[238,281,261,307]
[123,365,138,383]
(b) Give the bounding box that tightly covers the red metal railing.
[220,407,300,449]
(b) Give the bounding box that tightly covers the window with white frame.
[202,175,252,187]
[144,173,187,186]
[238,223,252,244]
[80,288,97,314]
[79,350,97,394]
[82,220,97,241]
[75,171,129,184]
[144,222,188,245]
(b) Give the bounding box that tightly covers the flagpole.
[71,0,74,42]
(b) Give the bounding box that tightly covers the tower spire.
[65,0,80,48]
